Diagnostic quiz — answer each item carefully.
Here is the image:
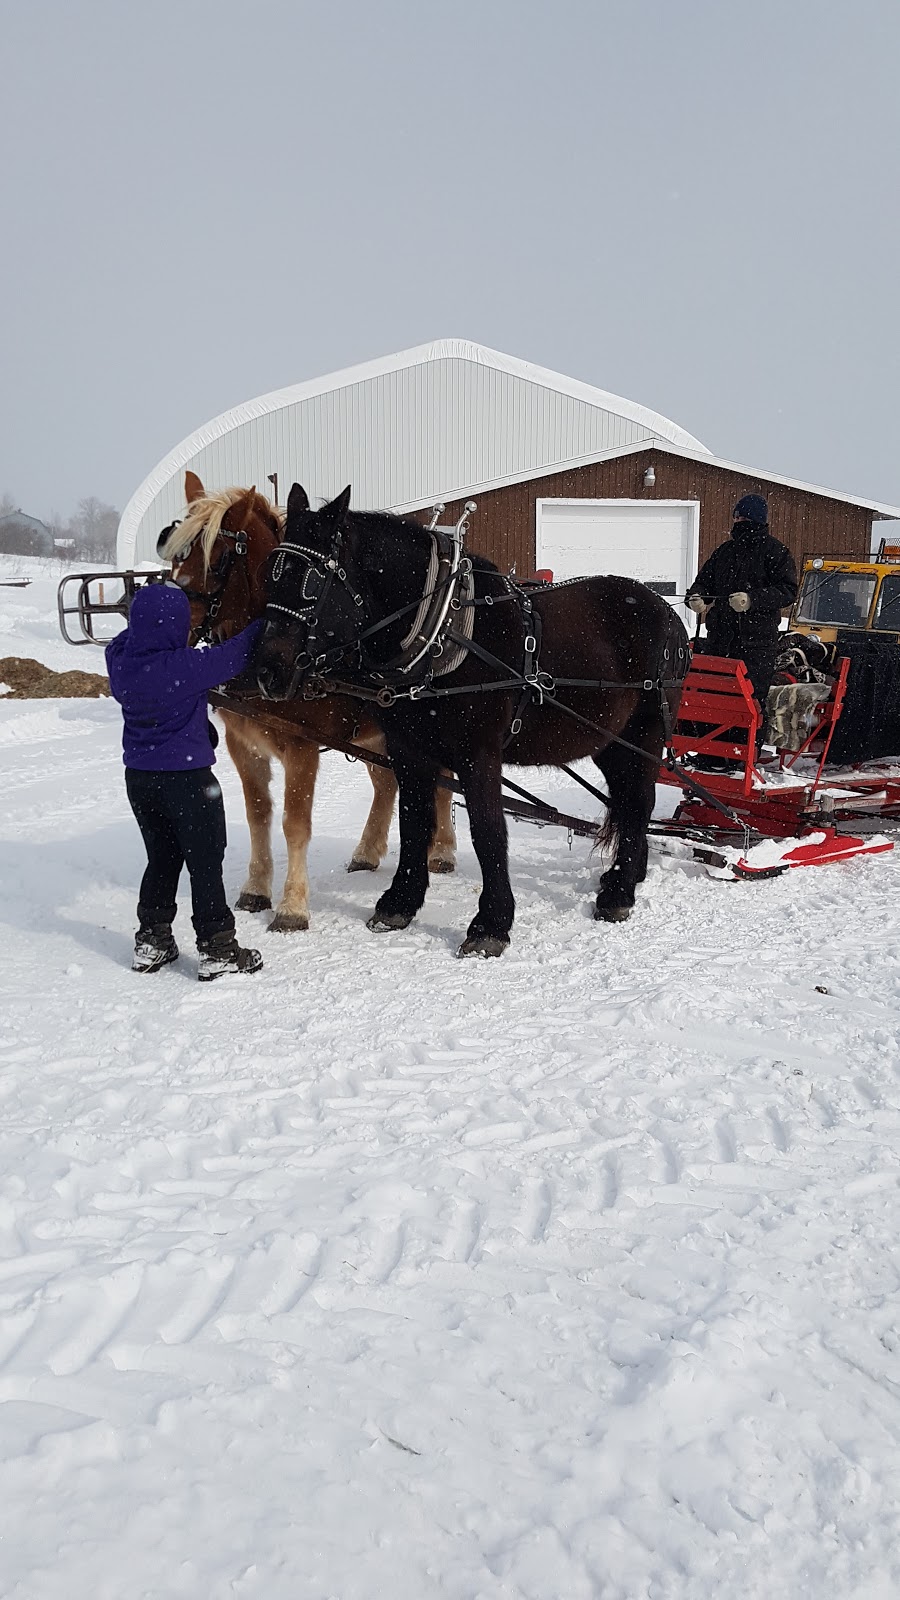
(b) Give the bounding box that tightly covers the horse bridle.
[160,519,252,642]
[265,506,474,694]
[267,530,367,685]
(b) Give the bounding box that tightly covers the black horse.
[256,485,689,956]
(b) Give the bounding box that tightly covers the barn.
[118,339,900,613]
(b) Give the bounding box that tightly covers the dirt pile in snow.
[0,655,110,698]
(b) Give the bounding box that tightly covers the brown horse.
[160,472,456,931]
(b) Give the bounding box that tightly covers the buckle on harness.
[510,717,523,737]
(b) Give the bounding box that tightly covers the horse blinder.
[264,534,366,681]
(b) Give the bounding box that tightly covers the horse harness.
[265,505,477,696]
[179,504,730,828]
[262,513,726,817]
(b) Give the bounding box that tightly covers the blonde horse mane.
[161,487,283,573]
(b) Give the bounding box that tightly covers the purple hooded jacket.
[105,582,263,771]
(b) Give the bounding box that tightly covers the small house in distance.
[0,511,53,558]
[118,341,900,617]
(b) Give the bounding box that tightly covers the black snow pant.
[125,767,235,943]
[734,644,777,711]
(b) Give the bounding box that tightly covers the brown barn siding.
[412,448,873,581]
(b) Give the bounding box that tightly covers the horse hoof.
[593,904,632,923]
[428,857,456,875]
[267,913,309,933]
[347,857,379,873]
[236,893,272,913]
[456,935,509,958]
[366,911,413,931]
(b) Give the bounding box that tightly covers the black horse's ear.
[321,485,352,528]
[286,483,310,523]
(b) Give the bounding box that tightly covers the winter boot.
[197,930,263,982]
[132,924,179,973]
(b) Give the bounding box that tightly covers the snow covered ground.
[2,558,900,1598]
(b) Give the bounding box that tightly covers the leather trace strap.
[503,582,552,748]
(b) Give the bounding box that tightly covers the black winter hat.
[733,494,768,524]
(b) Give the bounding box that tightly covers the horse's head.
[158,471,282,643]
[256,483,365,700]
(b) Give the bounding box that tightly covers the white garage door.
[536,499,699,619]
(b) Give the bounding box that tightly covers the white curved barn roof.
[119,338,709,565]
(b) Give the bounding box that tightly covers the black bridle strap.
[179,549,236,607]
[184,542,252,642]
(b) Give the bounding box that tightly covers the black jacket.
[687,523,798,654]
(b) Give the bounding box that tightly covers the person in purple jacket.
[106,581,264,980]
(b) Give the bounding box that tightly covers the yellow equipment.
[791,538,900,644]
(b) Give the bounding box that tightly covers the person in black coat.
[685,494,798,708]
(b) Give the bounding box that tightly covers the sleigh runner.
[655,651,896,875]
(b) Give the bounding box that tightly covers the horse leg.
[348,761,398,872]
[269,741,320,932]
[349,760,456,875]
[592,709,662,922]
[367,752,437,931]
[457,749,514,957]
[225,721,275,914]
[428,776,457,874]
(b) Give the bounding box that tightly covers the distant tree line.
[0,493,120,562]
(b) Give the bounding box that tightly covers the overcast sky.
[3,0,898,524]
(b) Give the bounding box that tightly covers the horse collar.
[376,526,474,681]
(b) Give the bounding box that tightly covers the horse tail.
[594,806,619,856]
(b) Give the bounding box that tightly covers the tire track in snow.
[3,670,900,1595]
